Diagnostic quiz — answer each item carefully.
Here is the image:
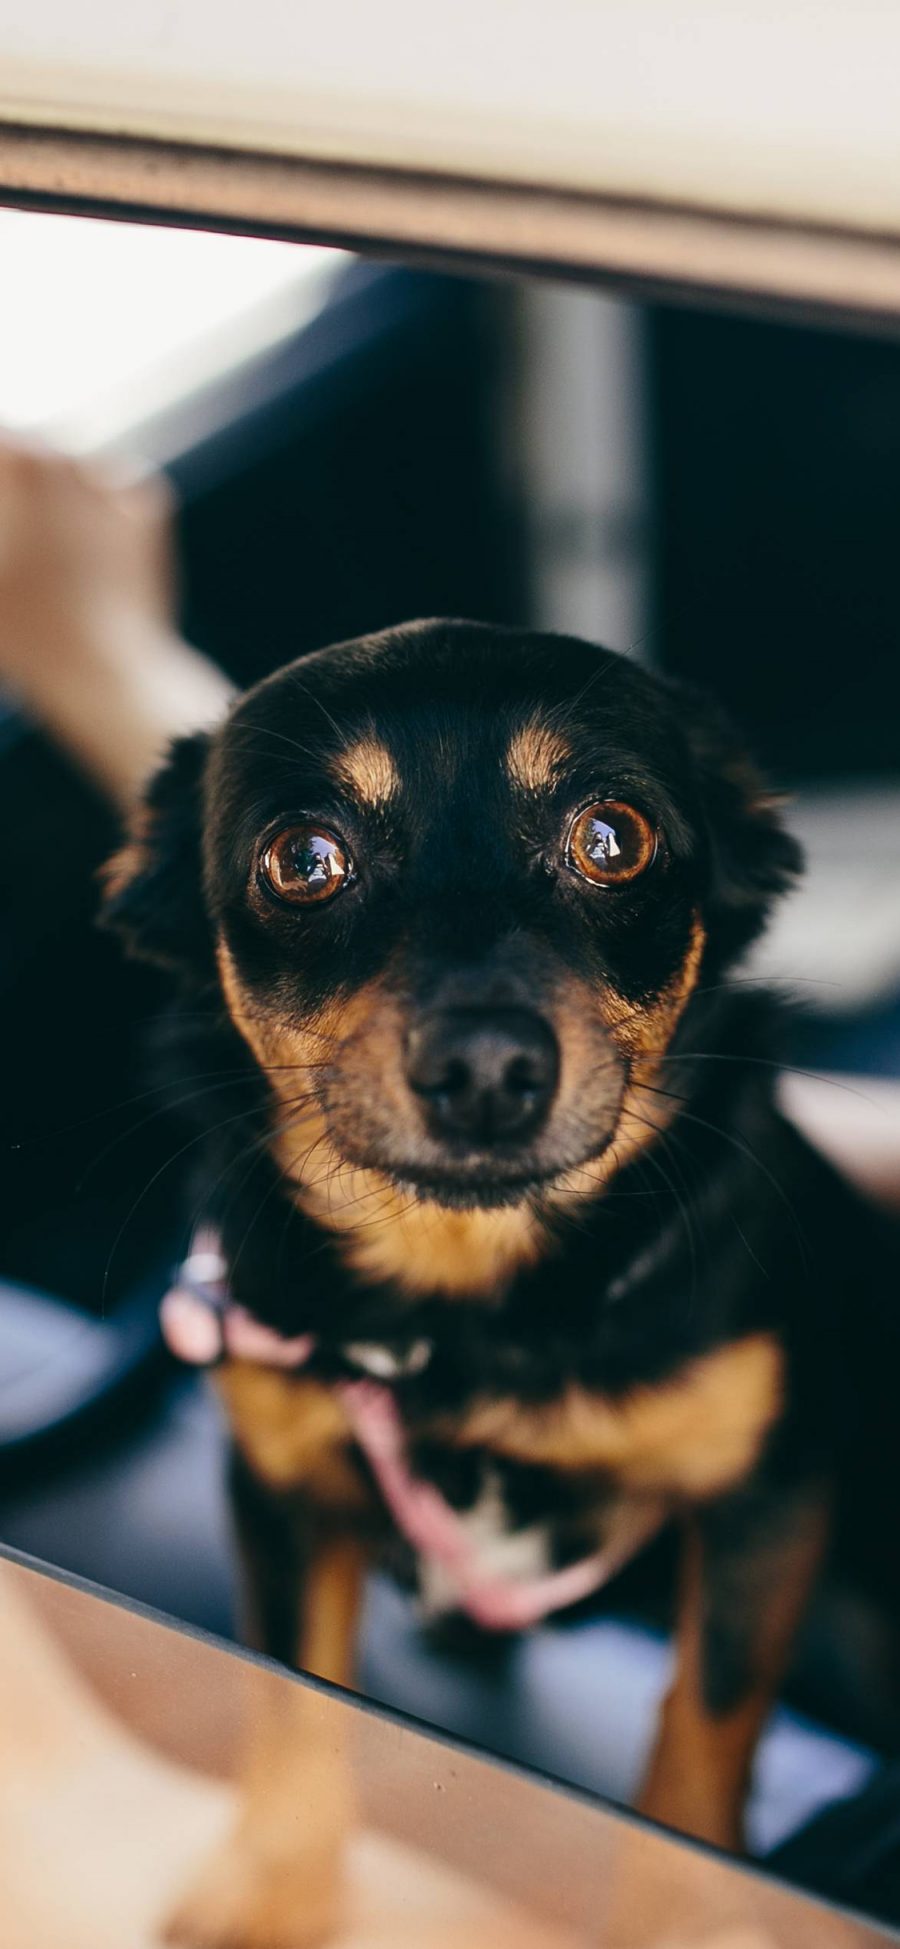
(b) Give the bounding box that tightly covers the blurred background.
[0,209,899,1862]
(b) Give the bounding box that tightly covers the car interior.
[2,210,900,1907]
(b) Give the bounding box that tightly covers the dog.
[102,618,900,1942]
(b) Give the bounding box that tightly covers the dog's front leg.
[228,1445,370,1685]
[167,1447,370,1949]
[638,1478,828,1853]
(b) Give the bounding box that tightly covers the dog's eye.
[258,825,352,905]
[566,801,657,886]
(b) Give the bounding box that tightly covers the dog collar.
[161,1231,433,1378]
[160,1230,662,1630]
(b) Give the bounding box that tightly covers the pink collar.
[161,1230,663,1631]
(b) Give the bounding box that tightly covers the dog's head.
[103,622,799,1289]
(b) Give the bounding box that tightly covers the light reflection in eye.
[258,824,352,905]
[585,820,622,865]
[566,801,656,886]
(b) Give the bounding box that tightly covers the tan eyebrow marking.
[506,720,571,794]
[332,738,401,807]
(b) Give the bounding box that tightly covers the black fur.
[102,619,900,1837]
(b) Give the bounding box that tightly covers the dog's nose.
[407,1008,559,1146]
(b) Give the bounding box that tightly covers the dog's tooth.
[343,1338,432,1379]
[342,1342,400,1378]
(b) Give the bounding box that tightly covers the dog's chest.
[223,1327,781,1506]
[383,1325,781,1617]
[220,1319,781,1626]
[413,1468,556,1618]
[393,1444,663,1622]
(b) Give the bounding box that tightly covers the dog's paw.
[163,1835,341,1949]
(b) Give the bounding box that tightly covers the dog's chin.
[325,1122,621,1213]
[398,1173,547,1212]
[369,1145,615,1212]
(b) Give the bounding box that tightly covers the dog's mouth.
[315,1079,628,1213]
[347,1131,620,1211]
[303,1011,632,1215]
[390,1166,561,1211]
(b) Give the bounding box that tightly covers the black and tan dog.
[103,619,898,1939]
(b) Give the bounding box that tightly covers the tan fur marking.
[443,1333,783,1500]
[332,737,400,807]
[549,914,707,1209]
[217,1365,367,1502]
[506,719,571,794]
[216,937,305,1066]
[98,802,157,903]
[100,839,145,904]
[187,1375,364,1937]
[216,934,333,1163]
[329,1196,545,1297]
[171,1594,354,1945]
[639,1509,827,1848]
[298,1534,368,1687]
[604,912,707,1064]
[276,1131,546,1296]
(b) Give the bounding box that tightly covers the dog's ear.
[678,685,802,960]
[99,730,213,980]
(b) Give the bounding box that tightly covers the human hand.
[0,435,232,805]
[0,436,175,686]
